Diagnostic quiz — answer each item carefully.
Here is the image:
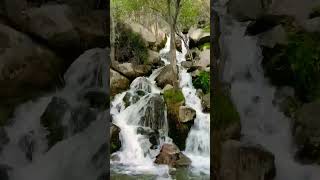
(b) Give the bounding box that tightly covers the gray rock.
[140,94,166,130]
[181,61,193,69]
[154,144,191,167]
[304,17,320,33]
[202,93,210,112]
[110,69,130,96]
[155,65,177,88]
[0,23,63,105]
[221,140,276,180]
[40,96,70,148]
[179,106,196,123]
[0,128,9,152]
[111,61,152,80]
[18,131,35,161]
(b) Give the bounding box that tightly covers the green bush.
[193,71,210,94]
[286,32,320,101]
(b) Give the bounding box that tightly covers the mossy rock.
[213,91,241,140]
[163,88,191,150]
[110,124,121,153]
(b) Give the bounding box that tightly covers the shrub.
[193,71,210,94]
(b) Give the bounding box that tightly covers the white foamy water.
[221,18,320,180]
[177,38,210,175]
[110,67,171,178]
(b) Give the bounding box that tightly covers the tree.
[210,0,222,179]
[111,0,205,87]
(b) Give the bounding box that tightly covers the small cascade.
[110,67,171,177]
[0,48,108,180]
[222,18,320,180]
[177,38,210,174]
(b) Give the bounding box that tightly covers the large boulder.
[221,140,276,180]
[227,0,272,21]
[0,23,63,106]
[139,94,166,130]
[293,101,320,164]
[154,144,191,167]
[110,124,121,153]
[111,61,152,80]
[179,106,196,123]
[110,69,130,96]
[40,96,70,149]
[188,28,210,49]
[126,22,157,48]
[2,2,107,60]
[155,65,177,88]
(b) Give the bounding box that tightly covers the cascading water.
[178,38,210,175]
[110,35,210,178]
[221,16,320,180]
[0,48,108,180]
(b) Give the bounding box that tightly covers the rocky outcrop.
[195,49,210,68]
[227,0,271,21]
[110,69,130,96]
[155,65,177,88]
[188,28,210,49]
[110,124,121,153]
[154,144,191,167]
[0,23,63,106]
[40,97,70,149]
[293,101,320,164]
[111,61,152,80]
[202,93,210,112]
[140,94,166,131]
[221,140,276,180]
[163,88,192,150]
[2,2,107,60]
[179,106,196,123]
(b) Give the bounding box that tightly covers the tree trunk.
[167,0,179,88]
[211,0,222,179]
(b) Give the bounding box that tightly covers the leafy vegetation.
[193,71,210,94]
[286,32,320,101]
[199,42,210,50]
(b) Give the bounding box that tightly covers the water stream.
[221,16,320,180]
[110,36,210,179]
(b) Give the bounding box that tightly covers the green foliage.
[286,32,320,100]
[178,0,202,30]
[193,71,210,94]
[163,88,185,104]
[203,25,210,33]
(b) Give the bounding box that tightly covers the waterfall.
[221,18,320,180]
[0,48,108,180]
[110,66,171,177]
[177,38,210,175]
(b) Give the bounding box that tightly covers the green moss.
[199,42,210,50]
[193,71,210,94]
[212,92,240,129]
[203,25,210,33]
[286,32,320,101]
[163,88,185,104]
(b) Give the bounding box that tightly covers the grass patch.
[193,71,210,94]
